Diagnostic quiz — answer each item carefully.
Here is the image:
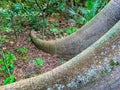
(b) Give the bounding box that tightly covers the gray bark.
[31,0,120,59]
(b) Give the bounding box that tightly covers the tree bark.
[0,19,120,90]
[31,0,120,59]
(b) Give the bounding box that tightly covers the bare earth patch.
[0,28,62,85]
[0,19,74,86]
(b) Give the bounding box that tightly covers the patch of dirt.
[0,29,61,85]
[0,18,72,86]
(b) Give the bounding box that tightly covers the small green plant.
[22,55,29,61]
[3,75,16,85]
[0,9,11,31]
[27,36,32,41]
[0,49,16,85]
[101,68,112,75]
[101,59,120,75]
[61,58,66,64]
[17,46,28,61]
[17,46,28,54]
[109,59,119,66]
[64,26,78,35]
[52,21,59,27]
[34,58,45,67]
[50,28,58,35]
[0,35,9,43]
[68,0,109,26]
[109,59,119,70]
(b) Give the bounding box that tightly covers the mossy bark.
[31,0,120,59]
[0,20,120,90]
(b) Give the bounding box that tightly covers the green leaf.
[109,59,115,66]
[79,8,89,15]
[61,58,66,64]
[10,64,15,69]
[50,28,58,34]
[3,75,15,85]
[13,3,23,11]
[17,47,28,54]
[65,27,78,35]
[69,19,76,24]
[10,75,15,83]
[0,35,9,42]
[68,8,76,16]
[59,5,65,11]
[1,27,12,32]
[85,0,94,9]
[28,0,35,3]
[1,66,6,71]
[34,58,45,66]
[0,59,4,64]
[3,77,10,85]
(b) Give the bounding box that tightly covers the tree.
[0,0,120,89]
[30,0,120,59]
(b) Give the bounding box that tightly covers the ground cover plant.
[0,0,109,85]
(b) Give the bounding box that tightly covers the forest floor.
[0,18,72,85]
[1,19,120,90]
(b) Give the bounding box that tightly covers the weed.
[23,55,29,61]
[17,46,28,61]
[0,49,16,85]
[61,58,66,64]
[27,36,32,41]
[64,26,78,35]
[3,75,16,85]
[17,46,28,54]
[68,0,109,26]
[101,59,120,76]
[0,35,9,43]
[50,28,58,36]
[109,59,119,70]
[33,58,45,67]
[52,21,59,27]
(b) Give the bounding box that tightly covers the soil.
[0,18,72,86]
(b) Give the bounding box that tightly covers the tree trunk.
[0,19,120,90]
[30,0,120,59]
